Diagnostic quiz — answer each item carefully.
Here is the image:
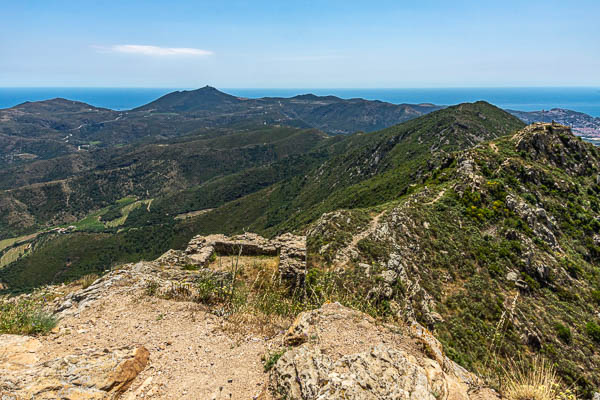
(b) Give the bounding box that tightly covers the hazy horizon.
[2,86,600,116]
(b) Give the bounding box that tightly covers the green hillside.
[0,102,523,292]
[174,101,525,235]
[0,126,330,239]
[306,122,600,396]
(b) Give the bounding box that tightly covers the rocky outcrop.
[513,122,599,176]
[0,334,148,399]
[368,253,443,327]
[269,303,496,400]
[505,194,561,251]
[54,260,227,317]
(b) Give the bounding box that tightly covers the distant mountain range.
[135,85,444,134]
[1,86,598,169]
[0,86,442,168]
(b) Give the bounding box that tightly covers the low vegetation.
[262,348,287,372]
[0,297,58,335]
[146,253,395,333]
[502,357,576,400]
[76,273,99,289]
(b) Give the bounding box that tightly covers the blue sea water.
[1,87,600,117]
[0,88,176,111]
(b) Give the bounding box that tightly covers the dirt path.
[334,210,386,265]
[424,188,446,205]
[40,290,278,399]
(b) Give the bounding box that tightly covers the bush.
[554,323,572,344]
[585,321,600,343]
[0,298,58,335]
[145,280,159,296]
[195,273,230,305]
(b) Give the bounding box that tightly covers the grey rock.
[271,303,495,400]
[506,271,518,281]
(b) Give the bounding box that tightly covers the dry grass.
[146,254,394,340]
[206,255,279,275]
[76,273,100,289]
[502,357,576,400]
[146,254,293,338]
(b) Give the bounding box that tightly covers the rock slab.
[0,334,148,400]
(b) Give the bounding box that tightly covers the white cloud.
[95,44,213,56]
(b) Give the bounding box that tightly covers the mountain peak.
[133,86,242,112]
[9,97,105,113]
[195,85,222,93]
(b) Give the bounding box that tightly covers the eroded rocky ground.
[1,233,498,399]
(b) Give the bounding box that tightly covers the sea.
[1,87,600,117]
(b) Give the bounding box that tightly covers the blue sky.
[2,0,599,88]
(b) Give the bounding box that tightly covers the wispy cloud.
[95,44,213,56]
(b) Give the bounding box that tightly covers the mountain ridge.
[304,122,600,395]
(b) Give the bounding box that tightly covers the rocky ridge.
[1,233,498,399]
[270,302,496,400]
[306,123,600,394]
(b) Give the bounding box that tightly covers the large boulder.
[268,303,497,400]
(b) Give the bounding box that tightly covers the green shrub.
[554,323,572,344]
[356,239,389,261]
[263,348,287,372]
[195,273,229,305]
[145,280,159,296]
[0,299,58,335]
[585,321,600,343]
[561,258,583,279]
[520,272,540,290]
